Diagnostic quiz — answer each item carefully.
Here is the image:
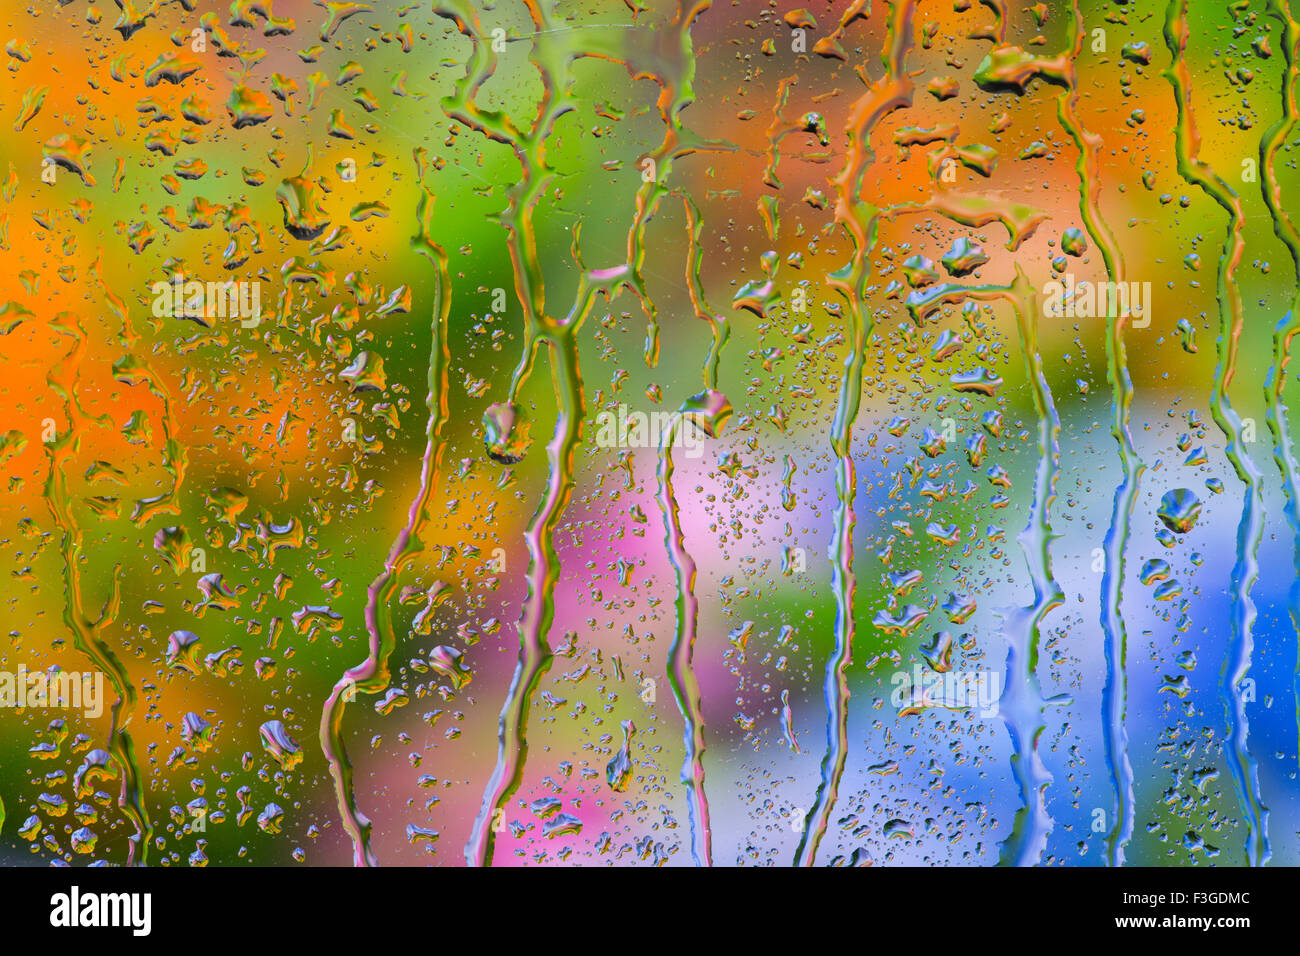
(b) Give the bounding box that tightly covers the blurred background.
[0,0,1296,867]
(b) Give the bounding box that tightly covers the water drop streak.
[320,183,451,866]
[796,0,916,867]
[653,194,733,868]
[1056,0,1142,866]
[466,329,583,866]
[1164,0,1270,866]
[900,275,1062,866]
[658,419,711,866]
[45,311,151,864]
[1259,0,1300,794]
[996,271,1064,867]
